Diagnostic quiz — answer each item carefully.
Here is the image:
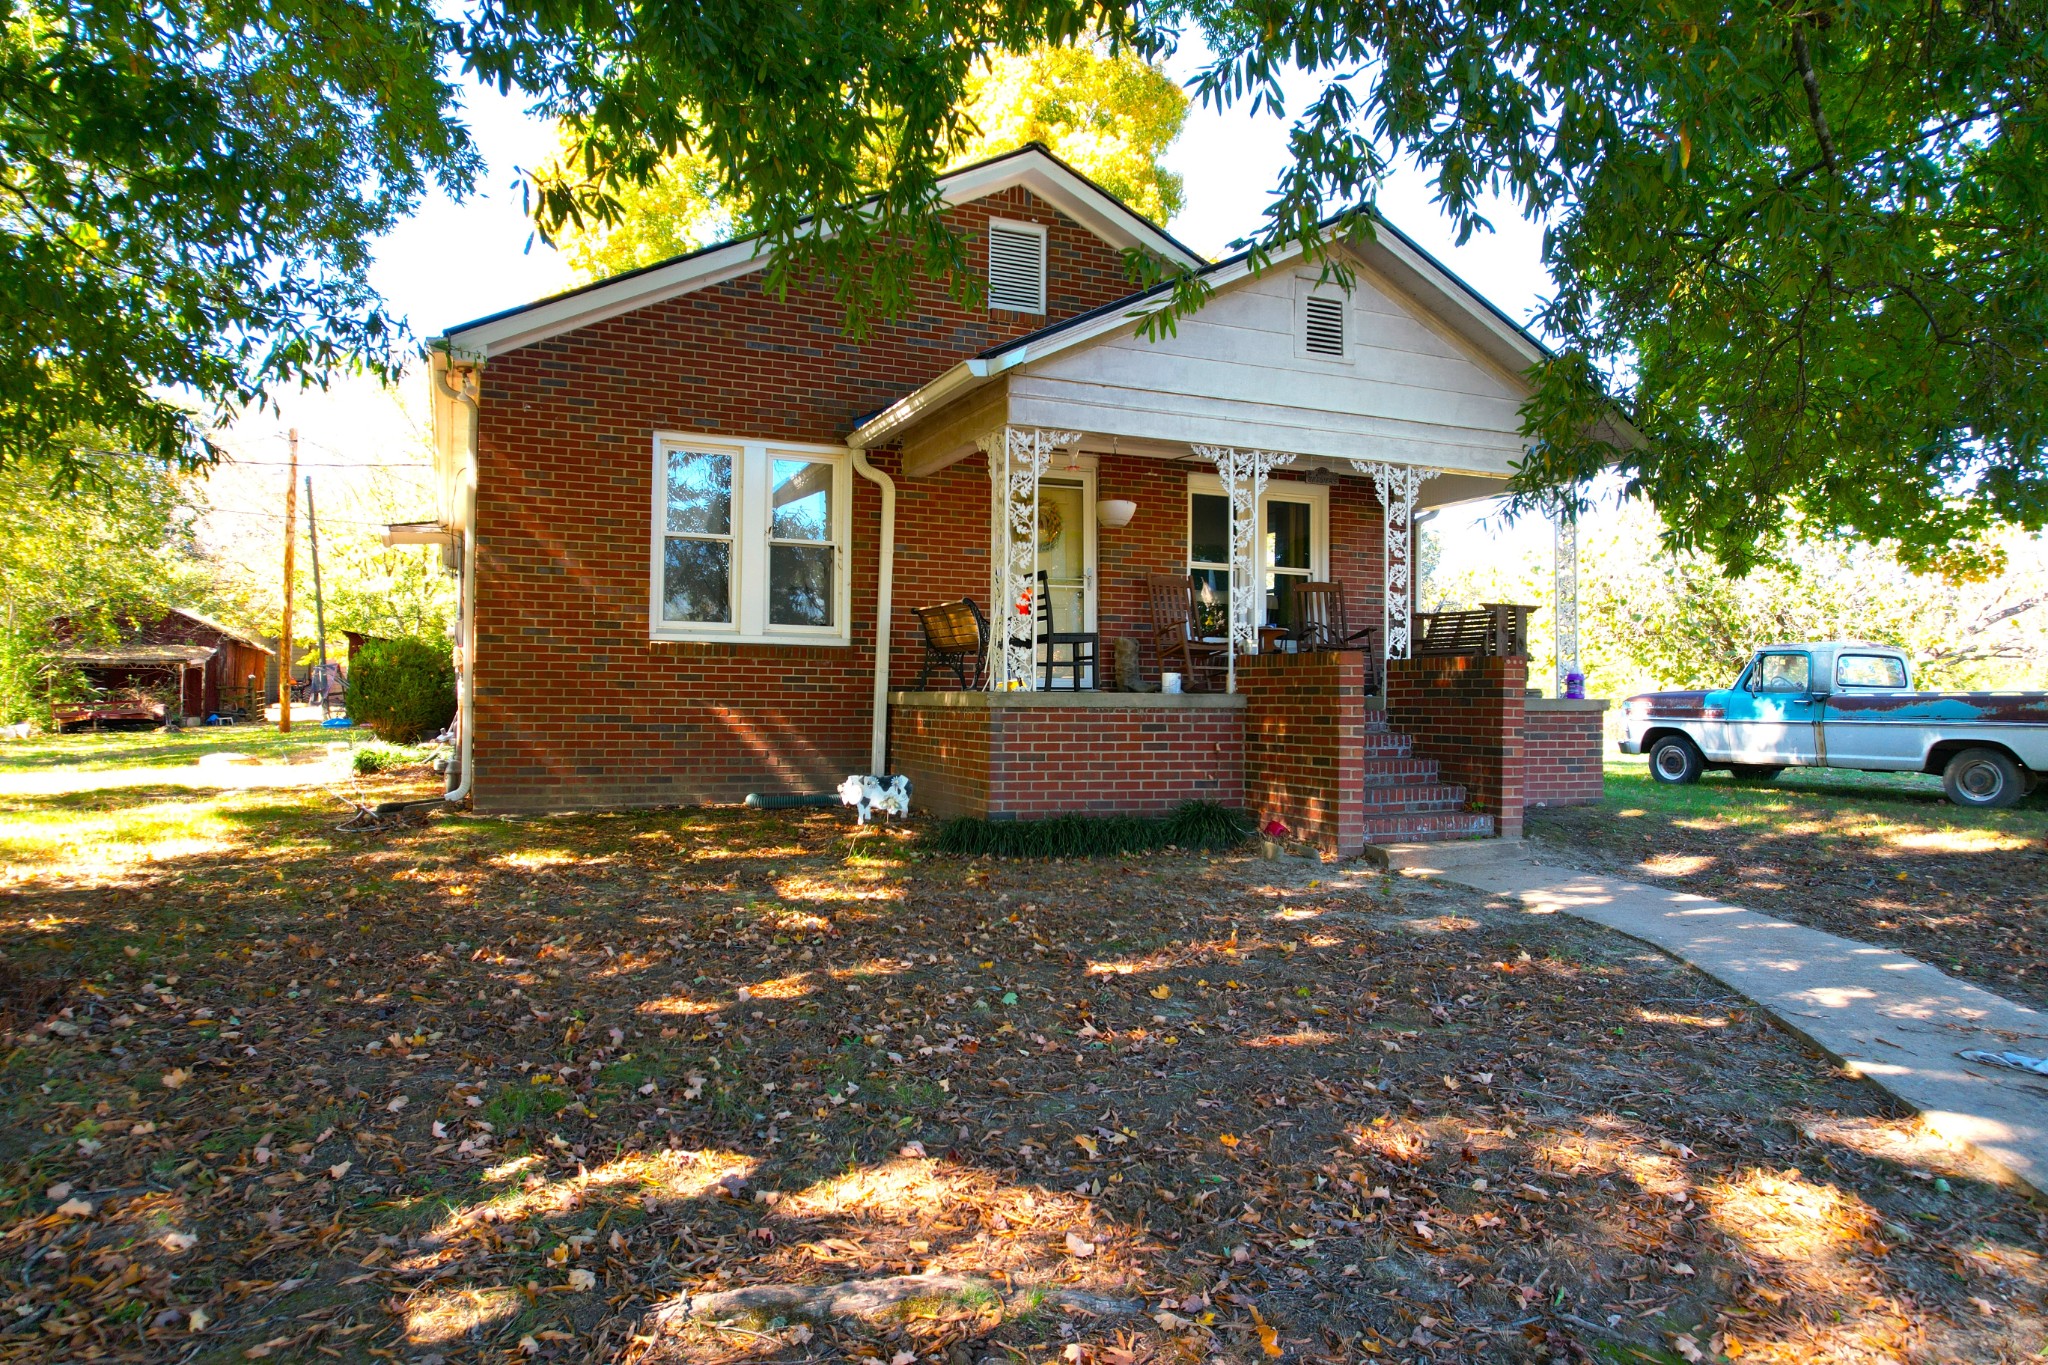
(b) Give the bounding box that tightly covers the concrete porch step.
[1361,810,1497,843]
[1359,782,1469,812]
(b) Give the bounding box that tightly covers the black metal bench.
[912,598,988,689]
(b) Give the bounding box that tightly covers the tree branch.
[1790,19,1839,175]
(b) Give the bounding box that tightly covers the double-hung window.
[1186,475,1328,639]
[651,434,851,644]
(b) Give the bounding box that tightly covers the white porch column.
[1554,503,1581,697]
[1193,444,1294,693]
[977,426,1082,690]
[1349,462,1437,660]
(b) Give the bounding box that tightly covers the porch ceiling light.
[1096,498,1136,528]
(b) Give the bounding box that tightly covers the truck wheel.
[1649,735,1704,785]
[1729,765,1783,784]
[1942,748,2024,809]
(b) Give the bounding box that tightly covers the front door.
[1036,476,1094,687]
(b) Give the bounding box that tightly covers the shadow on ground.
[0,777,2043,1364]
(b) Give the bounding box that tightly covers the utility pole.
[305,475,331,720]
[280,429,298,733]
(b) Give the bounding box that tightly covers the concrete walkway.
[1375,840,2048,1201]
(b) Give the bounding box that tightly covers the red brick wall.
[471,189,1143,812]
[1385,656,1527,838]
[1524,703,1607,806]
[1236,651,1367,855]
[889,704,992,819]
[889,700,1244,820]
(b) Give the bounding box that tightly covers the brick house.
[421,146,1607,851]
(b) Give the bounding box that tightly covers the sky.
[211,41,1560,573]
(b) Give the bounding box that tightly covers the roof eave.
[439,145,1208,360]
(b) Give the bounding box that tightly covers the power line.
[224,460,431,469]
[198,507,423,530]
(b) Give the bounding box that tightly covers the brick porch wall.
[1236,651,1367,856]
[888,704,993,819]
[1385,656,1528,838]
[888,696,1244,820]
[1524,700,1608,807]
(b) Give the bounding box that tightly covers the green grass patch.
[930,800,1252,858]
[1594,759,2048,834]
[0,724,339,775]
[483,1085,572,1129]
[352,740,433,775]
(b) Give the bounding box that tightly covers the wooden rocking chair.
[1291,581,1382,690]
[1144,573,1228,691]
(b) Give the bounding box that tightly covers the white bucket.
[1162,672,1183,694]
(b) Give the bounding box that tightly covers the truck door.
[1731,651,1823,766]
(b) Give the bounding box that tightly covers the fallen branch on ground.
[656,1272,1143,1327]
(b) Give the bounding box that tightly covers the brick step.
[1360,757,1440,783]
[1359,783,1469,813]
[1361,811,1497,843]
[1358,732,1413,758]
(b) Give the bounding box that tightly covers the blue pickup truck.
[1619,641,2048,808]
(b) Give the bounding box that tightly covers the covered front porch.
[852,233,1608,850]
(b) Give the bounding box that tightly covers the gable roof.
[438,144,1208,360]
[168,607,272,655]
[848,212,1558,453]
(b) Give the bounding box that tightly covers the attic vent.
[988,222,1046,314]
[1303,294,1347,357]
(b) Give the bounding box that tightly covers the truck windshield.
[1754,654,1811,692]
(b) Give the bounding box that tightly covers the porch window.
[1186,476,1328,638]
[651,434,851,645]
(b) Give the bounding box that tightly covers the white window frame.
[1186,473,1330,629]
[1294,274,1354,364]
[987,218,1048,316]
[649,432,853,646]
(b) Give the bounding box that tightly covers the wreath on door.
[1036,502,1064,553]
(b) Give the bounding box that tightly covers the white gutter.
[435,362,482,805]
[846,358,988,451]
[850,449,896,774]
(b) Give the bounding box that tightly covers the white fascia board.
[1346,231,1548,376]
[443,239,773,358]
[936,158,1202,270]
[438,149,1204,360]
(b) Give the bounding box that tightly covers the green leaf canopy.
[0,0,479,481]
[474,0,2048,571]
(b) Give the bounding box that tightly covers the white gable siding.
[1006,257,1535,477]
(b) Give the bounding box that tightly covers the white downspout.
[850,448,896,775]
[436,363,481,805]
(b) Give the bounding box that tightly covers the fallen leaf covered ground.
[1528,764,2048,1009]
[1,739,2044,1364]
